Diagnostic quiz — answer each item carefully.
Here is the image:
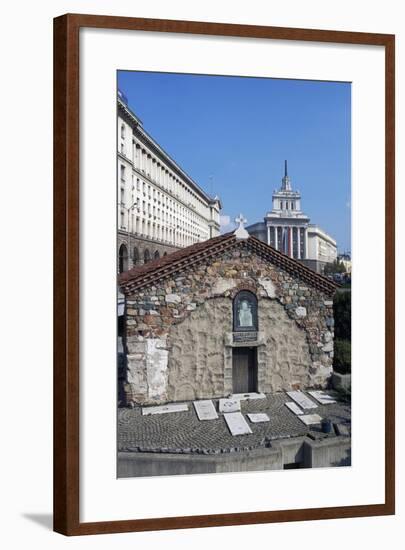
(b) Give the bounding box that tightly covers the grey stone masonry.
[122,242,336,406]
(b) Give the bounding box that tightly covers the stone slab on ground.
[219,398,241,413]
[119,391,350,454]
[286,391,318,410]
[142,403,188,416]
[285,401,304,415]
[231,392,266,401]
[193,400,219,421]
[224,412,253,435]
[247,413,270,423]
[298,414,323,426]
[308,390,337,405]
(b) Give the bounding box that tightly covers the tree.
[333,290,351,340]
[324,259,346,275]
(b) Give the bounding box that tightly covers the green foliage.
[333,339,351,374]
[324,259,346,275]
[333,290,351,340]
[335,385,351,403]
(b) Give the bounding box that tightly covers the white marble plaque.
[247,413,270,423]
[231,392,266,401]
[286,391,317,409]
[298,414,323,426]
[308,390,337,405]
[224,412,253,435]
[193,400,219,421]
[219,398,241,413]
[285,401,304,415]
[142,403,188,416]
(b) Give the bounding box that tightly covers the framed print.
[53,14,395,535]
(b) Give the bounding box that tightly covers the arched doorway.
[118,244,128,273]
[132,247,139,266]
[144,249,151,264]
[154,250,160,260]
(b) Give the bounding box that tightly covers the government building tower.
[247,161,337,273]
[117,90,221,272]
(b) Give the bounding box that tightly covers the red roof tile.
[118,233,337,295]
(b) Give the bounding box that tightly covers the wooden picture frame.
[53,13,395,536]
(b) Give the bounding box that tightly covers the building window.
[120,165,125,182]
[120,210,125,229]
[121,123,125,139]
[233,290,258,332]
[132,247,139,265]
[154,250,160,260]
[144,249,151,263]
[118,244,128,273]
[291,202,294,210]
[280,201,283,210]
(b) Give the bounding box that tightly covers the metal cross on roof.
[234,213,249,240]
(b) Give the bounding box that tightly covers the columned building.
[117,90,221,272]
[264,160,310,259]
[247,161,337,274]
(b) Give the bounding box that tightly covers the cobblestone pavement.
[118,391,351,454]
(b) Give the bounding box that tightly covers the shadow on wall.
[331,446,351,467]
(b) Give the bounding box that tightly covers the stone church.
[118,222,337,407]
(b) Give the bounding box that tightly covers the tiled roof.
[118,233,338,295]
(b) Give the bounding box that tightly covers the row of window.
[119,121,211,217]
[120,165,212,230]
[279,200,296,211]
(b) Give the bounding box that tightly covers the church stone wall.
[167,298,231,402]
[123,246,335,406]
[257,299,313,393]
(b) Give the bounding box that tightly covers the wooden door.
[232,347,257,393]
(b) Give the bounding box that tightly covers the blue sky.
[118,71,351,253]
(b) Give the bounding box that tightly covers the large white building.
[117,90,221,272]
[247,161,337,273]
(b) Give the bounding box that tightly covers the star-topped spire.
[281,159,292,191]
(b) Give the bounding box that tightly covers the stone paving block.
[286,391,318,409]
[308,390,337,405]
[247,413,270,423]
[224,412,253,436]
[285,401,304,415]
[219,398,241,413]
[142,403,188,415]
[193,400,218,420]
[298,414,322,426]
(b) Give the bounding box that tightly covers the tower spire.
[281,160,291,191]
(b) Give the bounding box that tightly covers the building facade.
[247,161,337,273]
[118,228,337,406]
[117,90,221,272]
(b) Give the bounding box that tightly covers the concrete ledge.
[303,437,351,468]
[118,435,351,477]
